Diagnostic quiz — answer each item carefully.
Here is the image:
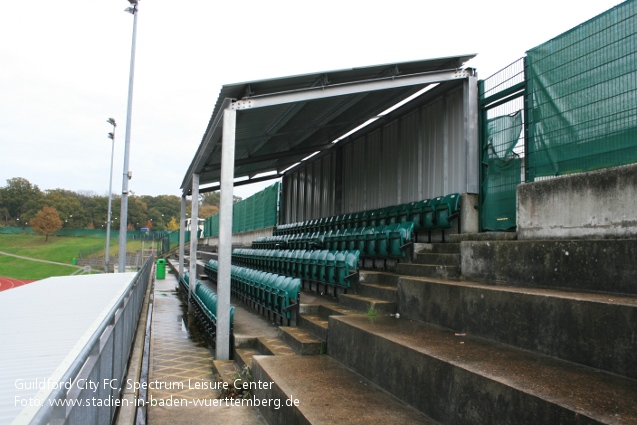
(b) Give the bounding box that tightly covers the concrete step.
[360,270,401,287]
[256,336,296,356]
[317,303,357,320]
[414,242,460,254]
[234,347,260,371]
[328,315,637,425]
[279,326,325,355]
[212,359,237,386]
[396,263,460,279]
[450,232,517,242]
[460,239,637,295]
[412,252,460,266]
[338,294,396,315]
[251,355,439,425]
[357,282,398,302]
[299,314,329,341]
[396,276,637,380]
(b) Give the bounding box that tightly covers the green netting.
[203,182,280,237]
[0,226,166,239]
[526,0,637,180]
[481,112,523,231]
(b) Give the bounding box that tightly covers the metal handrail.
[29,256,154,425]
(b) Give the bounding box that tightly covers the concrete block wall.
[517,163,637,240]
[202,227,274,248]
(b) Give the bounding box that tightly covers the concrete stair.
[397,276,637,379]
[338,294,396,315]
[251,355,439,425]
[279,327,325,355]
[226,235,637,424]
[328,315,637,424]
[396,243,461,279]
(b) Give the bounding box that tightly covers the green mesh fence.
[482,113,523,231]
[526,0,637,180]
[203,182,280,237]
[479,59,525,231]
[0,226,166,239]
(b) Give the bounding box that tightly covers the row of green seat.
[204,259,300,326]
[253,222,415,259]
[179,272,235,338]
[233,248,360,290]
[273,193,461,240]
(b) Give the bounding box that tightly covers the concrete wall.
[517,164,637,240]
[202,227,274,248]
[460,239,637,295]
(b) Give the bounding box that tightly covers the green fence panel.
[0,226,166,239]
[526,0,637,180]
[202,182,279,237]
[264,182,279,228]
[481,112,523,231]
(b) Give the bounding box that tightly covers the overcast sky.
[0,0,622,199]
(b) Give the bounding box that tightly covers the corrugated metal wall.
[282,86,469,223]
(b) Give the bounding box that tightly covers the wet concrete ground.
[147,272,267,424]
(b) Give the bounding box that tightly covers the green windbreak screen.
[0,226,167,239]
[526,0,637,180]
[203,182,280,237]
[482,112,523,231]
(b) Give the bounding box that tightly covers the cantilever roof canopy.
[181,54,476,195]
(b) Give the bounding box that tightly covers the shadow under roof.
[181,54,476,194]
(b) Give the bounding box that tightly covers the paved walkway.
[147,272,267,424]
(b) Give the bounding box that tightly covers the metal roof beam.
[199,173,283,193]
[241,73,330,160]
[202,143,332,172]
[231,69,470,110]
[181,98,232,191]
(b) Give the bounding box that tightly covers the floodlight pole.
[118,0,139,273]
[105,118,117,273]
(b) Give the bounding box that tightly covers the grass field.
[0,255,76,280]
[0,234,150,280]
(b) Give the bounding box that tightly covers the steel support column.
[189,174,199,300]
[216,108,236,360]
[179,195,186,279]
[464,74,479,194]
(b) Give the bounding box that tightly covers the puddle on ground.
[176,297,211,350]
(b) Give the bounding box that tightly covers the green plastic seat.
[316,250,329,282]
[375,223,397,257]
[302,250,313,280]
[325,251,337,284]
[309,250,321,281]
[364,225,381,257]
[435,193,460,229]
[376,207,390,225]
[395,204,410,223]
[388,221,415,258]
[367,209,381,227]
[423,198,439,230]
[293,250,305,278]
[285,250,296,276]
[359,226,376,257]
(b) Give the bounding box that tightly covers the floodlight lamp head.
[108,132,115,140]
[125,0,138,14]
[107,118,116,127]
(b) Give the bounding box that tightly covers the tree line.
[0,177,237,232]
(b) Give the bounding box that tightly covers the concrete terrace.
[119,238,637,425]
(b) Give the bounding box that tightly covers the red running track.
[0,276,36,292]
